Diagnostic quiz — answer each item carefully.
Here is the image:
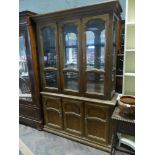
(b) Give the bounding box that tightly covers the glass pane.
[63,24,78,68]
[86,72,104,94]
[45,71,57,87]
[64,48,78,68]
[19,36,32,98]
[64,72,79,90]
[85,19,105,70]
[41,26,56,68]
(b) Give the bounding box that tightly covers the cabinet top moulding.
[31,0,122,22]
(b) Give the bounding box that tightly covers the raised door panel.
[42,96,63,130]
[85,102,109,144]
[62,99,83,136]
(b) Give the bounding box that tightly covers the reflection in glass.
[86,72,104,94]
[64,72,79,90]
[45,71,57,88]
[19,36,31,97]
[85,19,105,70]
[41,27,56,67]
[63,24,78,68]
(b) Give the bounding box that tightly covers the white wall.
[19,0,126,19]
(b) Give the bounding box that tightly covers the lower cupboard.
[42,93,116,151]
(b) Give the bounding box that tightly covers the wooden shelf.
[125,49,135,52]
[117,54,124,56]
[126,22,135,26]
[124,73,135,76]
[116,75,123,78]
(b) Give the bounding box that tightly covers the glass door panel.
[40,25,58,90]
[61,22,79,93]
[19,35,32,99]
[41,26,56,68]
[63,24,78,69]
[64,72,79,90]
[85,19,106,70]
[86,72,104,94]
[84,17,107,96]
[44,71,57,88]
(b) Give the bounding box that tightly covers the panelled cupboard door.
[62,99,83,136]
[82,15,109,99]
[42,96,63,130]
[59,20,82,95]
[38,23,60,93]
[85,102,109,144]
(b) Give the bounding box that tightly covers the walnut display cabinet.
[32,0,122,151]
[19,11,43,129]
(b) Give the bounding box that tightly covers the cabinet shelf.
[116,75,123,78]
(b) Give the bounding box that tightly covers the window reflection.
[41,27,56,67]
[19,36,31,97]
[63,24,78,68]
[85,19,105,70]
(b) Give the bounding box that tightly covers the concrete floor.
[19,124,128,155]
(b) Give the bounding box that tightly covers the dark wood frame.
[19,11,43,129]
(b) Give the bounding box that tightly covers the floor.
[19,124,128,155]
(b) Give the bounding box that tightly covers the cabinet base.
[43,125,111,152]
[19,116,43,130]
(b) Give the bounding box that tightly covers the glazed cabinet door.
[62,99,83,136]
[82,15,109,99]
[85,102,109,144]
[42,96,63,130]
[19,33,33,104]
[59,20,82,95]
[38,23,60,92]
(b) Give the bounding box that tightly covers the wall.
[19,0,126,19]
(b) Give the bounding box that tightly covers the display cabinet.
[19,11,43,129]
[32,0,122,151]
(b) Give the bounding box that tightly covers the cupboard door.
[62,99,83,136]
[42,96,63,130]
[85,102,109,144]
[82,15,109,98]
[59,20,81,95]
[39,24,60,92]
